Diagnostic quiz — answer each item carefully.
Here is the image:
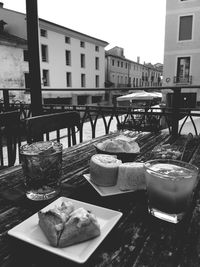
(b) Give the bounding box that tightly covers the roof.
[0,31,27,47]
[40,18,109,46]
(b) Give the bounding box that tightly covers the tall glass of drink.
[144,159,199,223]
[20,141,62,201]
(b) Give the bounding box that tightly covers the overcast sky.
[3,0,166,64]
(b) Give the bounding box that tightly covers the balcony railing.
[173,76,192,84]
[0,85,200,138]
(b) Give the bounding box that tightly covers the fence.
[1,85,200,138]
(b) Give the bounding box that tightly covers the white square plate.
[8,197,122,264]
[84,173,135,196]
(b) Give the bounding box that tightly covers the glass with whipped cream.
[20,141,62,201]
[144,159,199,223]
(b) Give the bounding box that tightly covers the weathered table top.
[1,130,200,267]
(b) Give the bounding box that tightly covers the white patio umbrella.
[117,91,162,102]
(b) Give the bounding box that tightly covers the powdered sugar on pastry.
[38,201,101,248]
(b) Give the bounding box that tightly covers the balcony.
[173,76,192,85]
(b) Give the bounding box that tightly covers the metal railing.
[173,76,192,85]
[1,85,200,139]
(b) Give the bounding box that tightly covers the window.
[65,36,70,44]
[117,61,120,67]
[95,75,99,88]
[23,50,29,61]
[125,63,128,69]
[176,57,190,82]
[179,15,193,41]
[112,74,115,82]
[92,96,101,103]
[133,77,135,86]
[41,44,48,62]
[42,69,49,86]
[95,45,99,52]
[66,72,72,87]
[24,73,30,88]
[40,29,47,37]
[65,50,71,65]
[81,74,86,87]
[112,59,115,66]
[81,54,85,68]
[95,57,99,70]
[121,62,123,68]
[80,41,85,48]
[78,95,87,105]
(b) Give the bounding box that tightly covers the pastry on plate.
[97,139,140,153]
[90,154,122,186]
[38,201,100,247]
[117,162,146,191]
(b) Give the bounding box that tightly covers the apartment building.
[0,3,108,105]
[163,0,200,106]
[105,47,162,89]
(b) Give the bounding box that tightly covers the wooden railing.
[0,86,200,139]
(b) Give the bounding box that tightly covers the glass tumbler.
[20,141,62,201]
[144,159,199,223]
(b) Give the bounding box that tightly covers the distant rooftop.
[0,31,27,47]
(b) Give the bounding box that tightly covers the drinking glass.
[144,159,199,223]
[20,141,62,201]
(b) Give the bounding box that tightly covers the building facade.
[0,3,108,105]
[163,0,200,105]
[105,47,162,89]
[0,19,28,102]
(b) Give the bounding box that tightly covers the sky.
[3,0,166,64]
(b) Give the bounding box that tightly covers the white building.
[0,3,108,105]
[105,46,162,103]
[105,47,162,88]
[163,0,200,106]
[0,20,28,102]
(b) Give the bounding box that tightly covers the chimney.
[0,2,4,8]
[0,20,7,32]
[137,56,140,63]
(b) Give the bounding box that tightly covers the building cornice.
[39,18,109,47]
[0,32,27,48]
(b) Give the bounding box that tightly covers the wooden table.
[1,130,200,267]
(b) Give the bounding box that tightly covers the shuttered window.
[179,15,193,41]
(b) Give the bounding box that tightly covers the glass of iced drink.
[144,159,199,223]
[20,141,62,201]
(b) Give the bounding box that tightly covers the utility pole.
[26,0,43,116]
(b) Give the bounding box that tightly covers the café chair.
[0,110,21,168]
[25,111,81,147]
